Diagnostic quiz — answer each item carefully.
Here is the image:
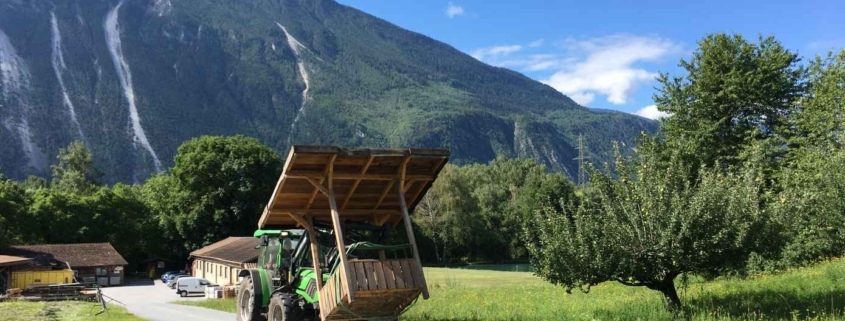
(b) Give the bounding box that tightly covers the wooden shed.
[4,243,128,287]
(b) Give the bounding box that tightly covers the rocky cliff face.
[0,0,655,182]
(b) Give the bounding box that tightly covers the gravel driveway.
[101,279,235,321]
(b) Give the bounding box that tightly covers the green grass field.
[174,259,845,320]
[0,301,146,321]
[173,297,237,313]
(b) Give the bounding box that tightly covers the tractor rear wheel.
[237,276,265,321]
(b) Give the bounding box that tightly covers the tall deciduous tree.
[791,50,845,151]
[655,34,805,169]
[526,139,766,311]
[0,175,28,248]
[51,141,101,193]
[146,136,283,251]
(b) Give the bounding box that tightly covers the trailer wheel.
[237,276,265,321]
[268,294,299,321]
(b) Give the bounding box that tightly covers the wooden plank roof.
[258,146,450,228]
[0,255,33,267]
[4,243,128,267]
[189,237,260,265]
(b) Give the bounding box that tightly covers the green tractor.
[236,146,449,321]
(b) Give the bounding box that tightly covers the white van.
[175,277,214,297]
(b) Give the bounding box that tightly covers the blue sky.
[337,0,845,119]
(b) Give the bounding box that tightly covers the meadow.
[174,259,845,320]
[0,301,145,321]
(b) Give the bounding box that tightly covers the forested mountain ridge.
[0,0,656,182]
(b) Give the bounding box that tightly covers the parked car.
[160,271,184,283]
[175,277,215,297]
[166,274,190,288]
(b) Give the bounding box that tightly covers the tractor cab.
[253,229,302,284]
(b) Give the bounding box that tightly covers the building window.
[96,268,107,276]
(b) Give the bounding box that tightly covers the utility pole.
[573,134,589,185]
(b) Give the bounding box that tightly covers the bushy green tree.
[414,158,575,263]
[51,141,101,194]
[0,175,29,248]
[414,165,477,262]
[768,150,845,267]
[791,50,845,151]
[145,135,283,251]
[655,34,805,170]
[526,140,766,311]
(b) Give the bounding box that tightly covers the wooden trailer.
[257,146,449,320]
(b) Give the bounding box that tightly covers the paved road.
[101,279,235,321]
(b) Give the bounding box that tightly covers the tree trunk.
[644,276,682,312]
[648,278,683,313]
[657,279,682,312]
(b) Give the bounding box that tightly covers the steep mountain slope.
[0,0,656,182]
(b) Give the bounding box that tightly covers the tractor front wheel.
[268,294,298,321]
[237,276,265,321]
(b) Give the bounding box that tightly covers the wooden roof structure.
[189,237,261,266]
[0,255,32,267]
[4,243,128,268]
[258,146,450,229]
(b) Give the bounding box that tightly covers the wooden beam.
[305,155,337,211]
[341,155,375,210]
[403,179,415,193]
[289,214,309,228]
[371,181,395,211]
[371,157,411,210]
[286,172,433,181]
[305,216,323,291]
[374,213,394,226]
[304,177,329,197]
[258,150,297,228]
[395,179,429,299]
[266,209,399,216]
[326,161,354,302]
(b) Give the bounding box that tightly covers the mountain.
[0,0,656,183]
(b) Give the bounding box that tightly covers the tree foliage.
[144,135,284,251]
[526,139,766,310]
[791,51,845,151]
[655,34,805,169]
[413,158,575,263]
[51,141,102,194]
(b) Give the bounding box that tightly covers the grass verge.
[172,298,237,313]
[171,259,845,320]
[0,300,146,321]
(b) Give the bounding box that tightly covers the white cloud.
[446,2,465,18]
[808,39,845,51]
[470,34,680,107]
[634,104,671,120]
[471,45,522,61]
[528,39,545,48]
[541,35,680,106]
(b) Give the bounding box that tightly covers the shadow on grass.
[684,288,845,320]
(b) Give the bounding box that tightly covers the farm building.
[141,257,174,279]
[0,255,34,293]
[2,243,128,287]
[189,237,260,286]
